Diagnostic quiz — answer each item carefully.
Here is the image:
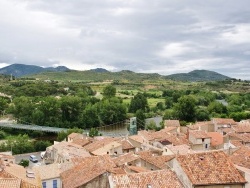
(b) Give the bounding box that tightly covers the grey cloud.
[0,0,250,79]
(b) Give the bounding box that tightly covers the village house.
[61,155,124,188]
[212,118,237,133]
[187,121,214,132]
[44,141,91,164]
[83,137,122,156]
[164,119,181,133]
[188,130,211,151]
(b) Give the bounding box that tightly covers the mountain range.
[0,64,231,82]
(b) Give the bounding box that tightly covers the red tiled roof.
[233,123,250,133]
[213,118,237,125]
[138,151,174,169]
[189,130,211,139]
[207,132,223,146]
[230,146,250,169]
[164,120,180,127]
[0,178,21,188]
[61,155,117,188]
[118,140,135,150]
[83,137,116,152]
[113,152,139,166]
[229,133,250,143]
[127,166,149,173]
[177,151,246,185]
[110,169,184,188]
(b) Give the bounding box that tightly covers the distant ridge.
[0,64,70,77]
[165,70,231,81]
[89,68,109,73]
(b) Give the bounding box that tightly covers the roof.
[233,123,250,133]
[61,155,117,188]
[212,118,237,125]
[187,121,213,130]
[91,141,122,155]
[230,140,244,147]
[113,152,139,166]
[84,137,116,152]
[0,178,21,188]
[138,151,174,169]
[230,146,250,169]
[129,135,144,144]
[176,151,246,185]
[33,162,73,180]
[164,120,180,127]
[68,133,82,139]
[110,169,184,188]
[166,144,197,155]
[229,133,250,143]
[72,138,90,147]
[118,140,135,150]
[207,132,224,146]
[3,164,40,187]
[50,141,91,159]
[127,165,149,173]
[189,130,211,139]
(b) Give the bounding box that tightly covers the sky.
[0,0,250,80]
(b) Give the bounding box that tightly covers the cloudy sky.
[0,0,250,79]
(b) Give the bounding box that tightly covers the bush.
[18,159,29,168]
[34,140,51,152]
[0,130,6,139]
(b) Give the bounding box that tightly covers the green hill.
[165,70,231,81]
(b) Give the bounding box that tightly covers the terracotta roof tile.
[230,146,250,169]
[229,132,250,143]
[0,178,21,188]
[230,140,244,147]
[110,169,183,188]
[212,118,237,125]
[127,165,149,173]
[166,144,197,155]
[113,153,139,166]
[138,151,174,169]
[129,135,144,144]
[84,137,116,152]
[164,120,180,127]
[177,151,246,185]
[118,140,135,150]
[233,123,250,133]
[189,130,211,139]
[61,155,117,188]
[207,132,224,146]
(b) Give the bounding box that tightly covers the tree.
[102,85,116,98]
[173,96,196,122]
[18,159,29,168]
[135,109,146,130]
[34,140,51,152]
[129,93,149,113]
[0,98,8,116]
[89,128,100,137]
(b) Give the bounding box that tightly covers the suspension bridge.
[0,117,145,136]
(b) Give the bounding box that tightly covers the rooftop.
[230,146,250,169]
[0,178,21,188]
[113,152,139,166]
[176,151,246,185]
[207,132,224,147]
[164,120,180,127]
[189,130,211,139]
[212,118,237,125]
[110,169,183,188]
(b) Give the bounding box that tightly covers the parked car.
[29,155,38,163]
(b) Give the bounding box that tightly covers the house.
[172,150,246,187]
[109,169,184,188]
[212,118,237,133]
[229,146,250,169]
[187,121,214,132]
[33,162,73,188]
[164,144,197,155]
[137,151,175,170]
[128,135,144,152]
[67,133,83,142]
[0,152,15,165]
[188,130,211,151]
[117,139,135,153]
[44,141,91,164]
[206,132,224,149]
[83,137,122,156]
[164,120,181,133]
[112,152,139,167]
[0,163,40,188]
[61,155,124,188]
[228,132,250,146]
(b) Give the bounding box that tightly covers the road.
[14,152,45,168]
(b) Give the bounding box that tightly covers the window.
[202,138,205,142]
[53,180,57,188]
[42,182,46,188]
